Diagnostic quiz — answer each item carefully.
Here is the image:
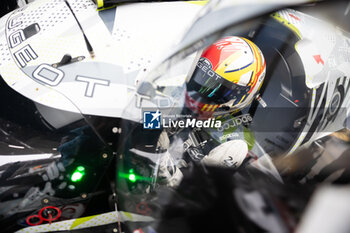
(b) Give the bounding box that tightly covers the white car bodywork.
[0,0,204,120]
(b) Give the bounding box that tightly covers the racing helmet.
[186,36,266,117]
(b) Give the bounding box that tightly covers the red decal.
[294,99,299,103]
[289,13,301,21]
[26,206,61,226]
[26,215,43,226]
[39,206,61,223]
[313,55,325,65]
[133,229,145,233]
[32,165,42,171]
[136,202,152,216]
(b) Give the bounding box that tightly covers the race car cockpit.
[1,0,350,233]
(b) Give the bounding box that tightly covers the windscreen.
[117,1,350,233]
[2,0,350,233]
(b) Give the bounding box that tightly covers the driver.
[159,36,266,186]
[183,36,266,167]
[185,36,266,118]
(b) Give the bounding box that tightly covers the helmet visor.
[187,58,251,106]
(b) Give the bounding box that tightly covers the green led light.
[128,173,136,183]
[77,166,85,172]
[71,166,85,182]
[119,169,152,183]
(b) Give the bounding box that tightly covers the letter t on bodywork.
[76,76,110,97]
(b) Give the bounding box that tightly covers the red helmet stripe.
[202,37,246,71]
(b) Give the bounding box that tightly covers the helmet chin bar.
[213,92,267,117]
[213,98,239,116]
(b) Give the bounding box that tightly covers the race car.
[0,0,205,232]
[0,0,350,232]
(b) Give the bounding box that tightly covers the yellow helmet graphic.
[186,36,266,117]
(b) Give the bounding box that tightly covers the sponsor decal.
[143,110,162,129]
[143,110,222,129]
[217,114,253,132]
